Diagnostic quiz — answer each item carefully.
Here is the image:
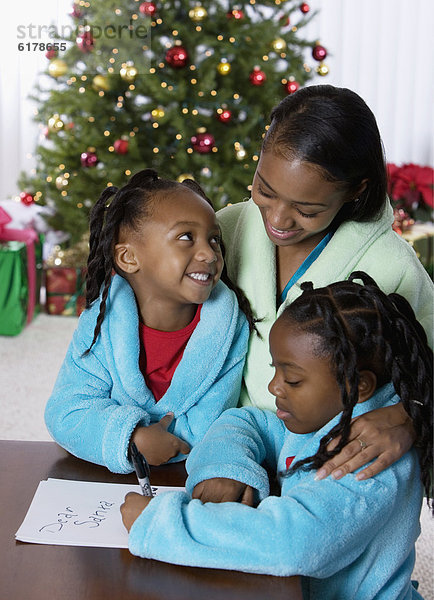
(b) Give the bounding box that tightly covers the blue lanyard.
[279,231,333,305]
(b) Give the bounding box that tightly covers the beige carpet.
[1,313,432,598]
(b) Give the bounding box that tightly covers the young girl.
[45,169,251,473]
[121,272,432,600]
[217,84,434,480]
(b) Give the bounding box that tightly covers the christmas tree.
[18,0,328,243]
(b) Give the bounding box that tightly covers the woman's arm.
[315,403,415,480]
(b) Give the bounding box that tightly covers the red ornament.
[285,80,300,94]
[165,45,189,68]
[227,8,244,19]
[139,2,156,16]
[80,151,99,168]
[45,48,57,59]
[114,139,129,154]
[279,13,290,26]
[249,67,266,86]
[312,44,327,61]
[217,109,232,123]
[71,5,82,18]
[191,132,215,154]
[19,192,34,206]
[76,31,94,52]
[300,3,310,13]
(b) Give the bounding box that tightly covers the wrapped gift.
[0,241,28,335]
[0,207,42,335]
[44,233,89,316]
[45,267,86,316]
[402,222,434,277]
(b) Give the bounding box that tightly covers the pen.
[130,442,154,497]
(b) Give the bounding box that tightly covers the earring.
[354,197,360,203]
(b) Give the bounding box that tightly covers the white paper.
[15,478,185,548]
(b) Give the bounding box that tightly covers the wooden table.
[0,440,302,600]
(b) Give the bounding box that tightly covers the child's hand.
[120,492,152,532]
[132,413,191,466]
[192,477,255,505]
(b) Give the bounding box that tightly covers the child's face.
[252,151,350,247]
[268,319,343,434]
[122,187,223,307]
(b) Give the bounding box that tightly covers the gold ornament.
[48,114,64,133]
[316,62,329,76]
[45,234,90,268]
[120,63,138,82]
[92,74,110,91]
[189,5,208,22]
[217,59,231,76]
[48,59,68,78]
[55,175,68,190]
[271,38,287,52]
[151,107,165,119]
[234,142,247,160]
[177,173,195,183]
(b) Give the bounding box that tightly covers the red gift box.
[45,266,86,316]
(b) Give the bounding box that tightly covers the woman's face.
[251,151,351,247]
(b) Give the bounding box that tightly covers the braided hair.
[83,168,257,355]
[281,271,433,507]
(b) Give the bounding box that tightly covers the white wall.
[1,0,433,201]
[303,0,434,167]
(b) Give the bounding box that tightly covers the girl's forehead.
[151,187,217,223]
[270,319,324,358]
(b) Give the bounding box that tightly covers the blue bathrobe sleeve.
[44,308,152,473]
[185,407,284,499]
[45,277,249,474]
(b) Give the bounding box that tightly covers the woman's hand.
[315,403,416,481]
[192,477,255,505]
[120,492,152,532]
[131,413,191,466]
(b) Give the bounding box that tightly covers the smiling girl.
[45,169,251,472]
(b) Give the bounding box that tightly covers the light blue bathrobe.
[129,384,424,600]
[45,275,249,473]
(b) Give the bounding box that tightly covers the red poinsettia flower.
[387,163,434,209]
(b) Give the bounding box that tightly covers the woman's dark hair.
[84,168,257,354]
[263,85,388,224]
[280,271,433,509]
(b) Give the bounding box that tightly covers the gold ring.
[358,439,367,450]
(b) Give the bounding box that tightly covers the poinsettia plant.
[387,163,434,222]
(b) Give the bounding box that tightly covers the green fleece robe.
[218,199,433,410]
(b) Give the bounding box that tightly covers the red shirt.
[139,306,202,401]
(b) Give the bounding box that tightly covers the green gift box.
[0,234,43,336]
[0,241,29,335]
